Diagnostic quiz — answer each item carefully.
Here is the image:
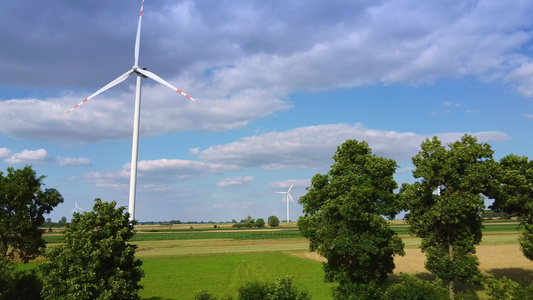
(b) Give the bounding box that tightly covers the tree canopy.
[0,166,63,262]
[490,154,533,260]
[40,198,144,300]
[298,140,404,295]
[268,215,280,227]
[400,135,494,298]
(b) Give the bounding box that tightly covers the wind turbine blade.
[288,194,295,203]
[287,183,294,193]
[136,68,199,103]
[66,70,133,114]
[134,0,145,66]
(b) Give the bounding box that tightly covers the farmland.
[30,220,533,299]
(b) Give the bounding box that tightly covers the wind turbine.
[277,183,294,222]
[71,202,85,214]
[66,0,198,221]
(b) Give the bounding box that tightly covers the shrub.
[331,282,384,300]
[256,218,266,228]
[238,281,272,300]
[268,216,280,227]
[269,276,311,300]
[0,258,42,300]
[383,274,447,300]
[195,290,219,300]
[483,276,533,300]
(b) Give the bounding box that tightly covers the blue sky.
[1,0,532,222]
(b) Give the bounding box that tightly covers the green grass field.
[30,220,533,299]
[139,253,333,299]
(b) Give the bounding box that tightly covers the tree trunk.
[448,241,455,300]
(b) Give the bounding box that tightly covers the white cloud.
[1,1,533,145]
[191,123,509,171]
[57,157,92,166]
[85,158,240,190]
[217,176,254,187]
[269,179,311,190]
[231,202,259,209]
[442,101,462,107]
[0,148,12,158]
[0,87,291,143]
[524,114,533,119]
[4,149,52,165]
[397,167,414,174]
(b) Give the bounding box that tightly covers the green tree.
[0,166,63,262]
[40,198,144,300]
[298,140,404,296]
[489,154,533,260]
[256,218,266,228]
[400,135,493,299]
[57,216,67,227]
[268,215,280,227]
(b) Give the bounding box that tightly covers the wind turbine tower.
[66,0,198,221]
[277,183,294,222]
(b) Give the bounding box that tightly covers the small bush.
[332,282,383,300]
[196,276,311,300]
[0,258,42,300]
[269,276,311,300]
[384,274,447,300]
[256,218,266,228]
[238,281,271,300]
[268,216,280,227]
[484,276,533,300]
[195,290,219,300]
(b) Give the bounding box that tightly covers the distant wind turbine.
[66,0,198,221]
[71,202,85,214]
[276,183,295,222]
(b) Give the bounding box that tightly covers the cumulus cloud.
[191,123,509,170]
[231,202,259,209]
[442,101,462,107]
[85,158,240,190]
[57,157,92,166]
[217,176,254,187]
[269,179,311,190]
[0,87,291,143]
[4,149,53,165]
[0,147,92,167]
[0,148,12,158]
[0,1,532,145]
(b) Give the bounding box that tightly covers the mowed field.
[36,221,533,299]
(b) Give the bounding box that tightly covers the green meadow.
[139,253,333,299]
[23,220,533,299]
